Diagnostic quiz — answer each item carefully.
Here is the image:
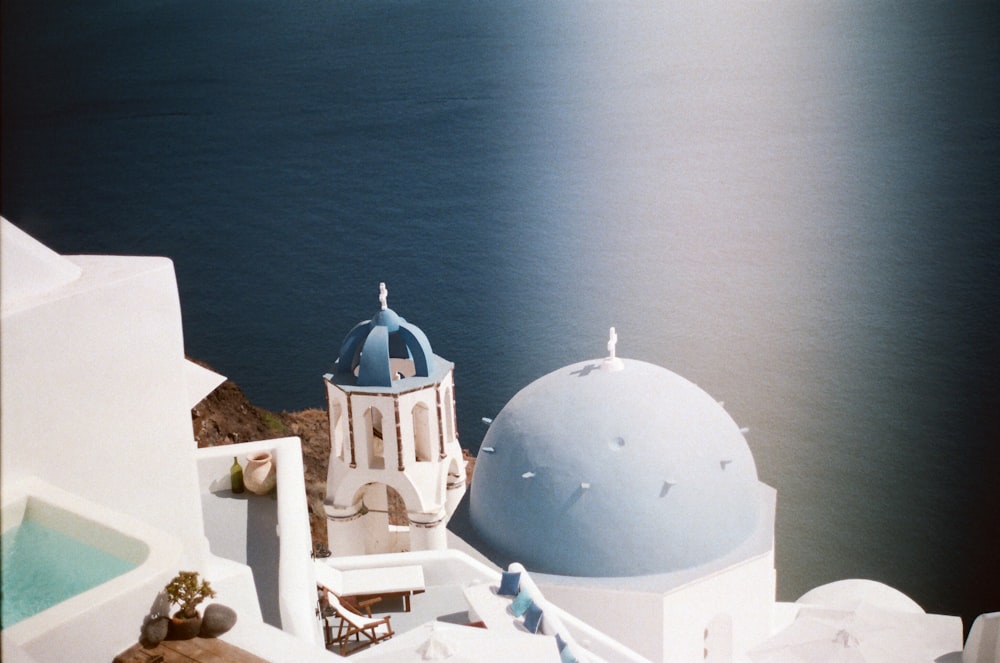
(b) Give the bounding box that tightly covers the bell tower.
[322,283,466,555]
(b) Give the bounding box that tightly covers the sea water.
[3,0,998,630]
[1,520,137,629]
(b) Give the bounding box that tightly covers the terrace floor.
[353,583,474,635]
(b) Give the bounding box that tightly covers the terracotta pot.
[244,451,276,495]
[166,613,202,640]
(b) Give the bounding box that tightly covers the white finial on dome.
[379,282,388,310]
[602,326,625,371]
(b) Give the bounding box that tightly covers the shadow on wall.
[246,495,281,628]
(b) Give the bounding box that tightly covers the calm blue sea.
[4,0,998,631]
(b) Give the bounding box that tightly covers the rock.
[149,591,171,619]
[199,603,237,638]
[142,615,169,646]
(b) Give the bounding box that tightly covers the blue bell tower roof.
[333,283,438,388]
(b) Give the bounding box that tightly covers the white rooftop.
[1,219,82,312]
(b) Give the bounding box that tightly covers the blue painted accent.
[396,324,432,376]
[336,321,374,374]
[332,305,437,388]
[371,308,402,332]
[358,325,393,386]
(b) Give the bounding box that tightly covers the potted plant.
[164,571,216,640]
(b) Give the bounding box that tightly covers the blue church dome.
[334,283,435,388]
[469,356,761,577]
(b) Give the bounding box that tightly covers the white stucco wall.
[1,251,208,566]
[540,581,665,661]
[659,552,776,663]
[538,552,775,663]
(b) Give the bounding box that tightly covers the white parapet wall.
[196,438,321,647]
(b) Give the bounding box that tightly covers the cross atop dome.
[603,326,624,371]
[379,282,388,310]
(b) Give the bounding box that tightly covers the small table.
[114,637,269,663]
[315,561,426,612]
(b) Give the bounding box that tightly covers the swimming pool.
[2,519,138,628]
[1,478,182,660]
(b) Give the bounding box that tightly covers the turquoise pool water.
[1,519,137,629]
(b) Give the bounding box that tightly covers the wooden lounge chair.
[318,587,394,655]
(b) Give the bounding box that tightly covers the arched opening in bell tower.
[413,402,432,462]
[331,402,346,461]
[364,406,385,469]
[354,482,410,554]
[442,385,455,445]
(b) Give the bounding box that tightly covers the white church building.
[2,217,995,663]
[468,341,777,662]
[321,283,467,556]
